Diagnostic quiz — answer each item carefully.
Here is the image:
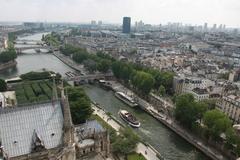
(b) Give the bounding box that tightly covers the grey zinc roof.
[0,101,64,158]
[75,120,105,138]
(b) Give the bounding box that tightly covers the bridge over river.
[63,73,114,82]
[15,45,53,54]
[15,39,43,43]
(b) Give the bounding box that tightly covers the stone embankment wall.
[0,60,17,71]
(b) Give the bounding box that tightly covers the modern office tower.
[219,24,223,31]
[204,23,208,31]
[91,20,96,26]
[122,17,131,33]
[135,21,138,28]
[223,24,226,30]
[98,21,102,26]
[213,24,217,30]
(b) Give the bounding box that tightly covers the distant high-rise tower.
[204,23,208,31]
[122,17,131,33]
[91,20,96,26]
[98,21,102,26]
[213,24,217,30]
[223,24,226,30]
[219,24,223,30]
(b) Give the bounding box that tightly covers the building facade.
[216,95,240,124]
[123,17,131,34]
[74,120,110,158]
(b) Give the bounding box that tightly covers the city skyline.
[1,0,240,28]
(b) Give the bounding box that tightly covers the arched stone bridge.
[15,39,42,43]
[15,46,52,54]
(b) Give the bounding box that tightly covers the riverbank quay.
[0,60,17,71]
[110,81,230,160]
[52,51,87,74]
[92,104,162,160]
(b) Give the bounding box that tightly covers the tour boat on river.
[115,92,138,107]
[119,110,141,128]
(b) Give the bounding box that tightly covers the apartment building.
[216,95,240,124]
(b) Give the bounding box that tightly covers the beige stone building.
[216,95,240,124]
[74,120,110,159]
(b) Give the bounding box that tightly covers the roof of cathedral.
[0,101,63,158]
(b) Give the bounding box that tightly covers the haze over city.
[1,0,240,27]
[1,0,240,160]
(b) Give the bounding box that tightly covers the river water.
[0,33,209,160]
[0,33,75,79]
[83,85,209,160]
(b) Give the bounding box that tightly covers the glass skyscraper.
[122,17,131,33]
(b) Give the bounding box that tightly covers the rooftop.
[75,120,105,138]
[0,101,64,158]
[192,88,208,95]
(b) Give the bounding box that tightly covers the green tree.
[60,44,79,56]
[203,109,232,140]
[112,128,139,155]
[161,72,174,94]
[202,99,216,110]
[175,94,196,128]
[225,128,238,150]
[175,94,207,128]
[195,101,208,123]
[67,87,93,124]
[0,79,7,92]
[72,50,89,63]
[149,70,174,94]
[83,59,97,73]
[131,71,155,95]
[0,48,17,63]
[97,60,111,73]
[158,85,166,96]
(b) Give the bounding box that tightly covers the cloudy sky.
[1,0,240,27]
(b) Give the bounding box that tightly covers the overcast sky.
[1,0,240,27]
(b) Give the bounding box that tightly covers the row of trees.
[112,61,174,95]
[60,45,174,95]
[8,30,33,42]
[112,128,139,155]
[175,94,240,156]
[60,45,113,73]
[0,48,17,64]
[42,32,61,46]
[67,87,93,124]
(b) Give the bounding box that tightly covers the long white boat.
[115,92,138,107]
[119,110,141,128]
